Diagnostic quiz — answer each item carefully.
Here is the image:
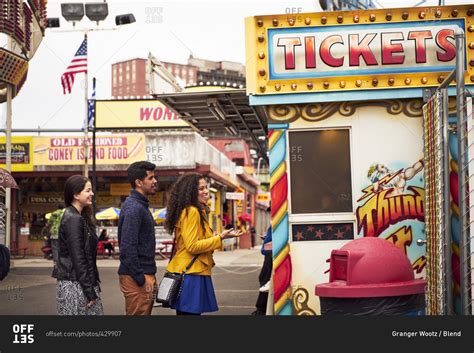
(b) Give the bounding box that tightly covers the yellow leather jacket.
[166,206,222,276]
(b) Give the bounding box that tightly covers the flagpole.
[84,31,89,178]
[92,77,97,215]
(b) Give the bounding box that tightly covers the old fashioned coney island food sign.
[245,5,474,94]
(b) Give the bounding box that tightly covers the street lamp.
[61,3,85,22]
[49,2,135,179]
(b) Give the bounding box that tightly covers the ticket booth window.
[288,129,352,214]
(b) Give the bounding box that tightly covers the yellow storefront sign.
[33,134,145,166]
[256,193,270,202]
[95,100,190,129]
[110,183,132,196]
[0,137,33,171]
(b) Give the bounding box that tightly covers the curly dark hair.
[165,173,209,236]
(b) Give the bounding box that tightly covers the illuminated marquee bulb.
[305,17,311,25]
[438,75,445,83]
[468,9,474,16]
[258,69,266,76]
[288,18,295,26]
[291,83,297,90]
[386,13,392,21]
[259,85,266,92]
[372,79,378,86]
[306,82,313,89]
[275,84,281,91]
[355,79,362,87]
[258,35,264,43]
[257,19,263,27]
[451,9,458,17]
[323,81,329,89]
[339,81,346,88]
[404,78,411,85]
[469,25,474,33]
[353,15,359,23]
[470,59,474,67]
[435,9,442,18]
[418,11,425,19]
[272,18,279,26]
[321,16,327,24]
[258,52,265,59]
[388,78,395,86]
[471,75,474,82]
[421,77,428,84]
[369,14,376,22]
[337,15,343,23]
[402,12,409,20]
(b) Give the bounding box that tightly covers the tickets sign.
[269,22,459,79]
[33,134,145,166]
[245,5,474,94]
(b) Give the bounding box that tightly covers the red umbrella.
[0,168,18,189]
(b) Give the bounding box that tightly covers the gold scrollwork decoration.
[292,287,316,316]
[267,99,425,123]
[301,103,340,121]
[267,104,300,123]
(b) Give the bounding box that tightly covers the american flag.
[61,38,87,94]
[86,78,96,129]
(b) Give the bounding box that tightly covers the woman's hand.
[85,299,96,309]
[220,228,244,240]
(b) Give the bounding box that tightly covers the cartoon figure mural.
[356,159,426,278]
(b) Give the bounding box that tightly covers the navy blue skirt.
[171,274,218,314]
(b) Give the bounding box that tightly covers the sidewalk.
[10,247,264,268]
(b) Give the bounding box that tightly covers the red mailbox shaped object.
[316,237,426,298]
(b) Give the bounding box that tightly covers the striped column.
[269,128,292,315]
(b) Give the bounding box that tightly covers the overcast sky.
[0,0,470,132]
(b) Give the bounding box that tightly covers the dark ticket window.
[292,223,354,241]
[289,130,352,214]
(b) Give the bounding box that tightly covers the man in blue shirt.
[118,161,157,315]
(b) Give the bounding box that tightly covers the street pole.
[5,84,12,249]
[83,32,89,178]
[5,36,13,248]
[455,30,469,315]
[92,77,97,215]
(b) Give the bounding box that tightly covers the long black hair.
[64,175,96,228]
[165,173,208,236]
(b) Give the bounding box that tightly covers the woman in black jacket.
[54,175,103,315]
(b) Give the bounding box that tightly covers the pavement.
[1,248,265,315]
[9,247,264,268]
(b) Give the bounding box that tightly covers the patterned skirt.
[56,280,104,315]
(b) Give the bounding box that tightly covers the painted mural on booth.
[356,159,426,276]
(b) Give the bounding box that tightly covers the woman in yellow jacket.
[165,173,242,315]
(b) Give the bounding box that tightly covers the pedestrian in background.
[99,229,114,257]
[54,175,103,315]
[118,161,158,315]
[165,173,243,315]
[252,222,272,315]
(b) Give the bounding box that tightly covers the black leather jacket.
[53,206,100,301]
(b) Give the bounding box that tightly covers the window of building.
[288,129,353,214]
